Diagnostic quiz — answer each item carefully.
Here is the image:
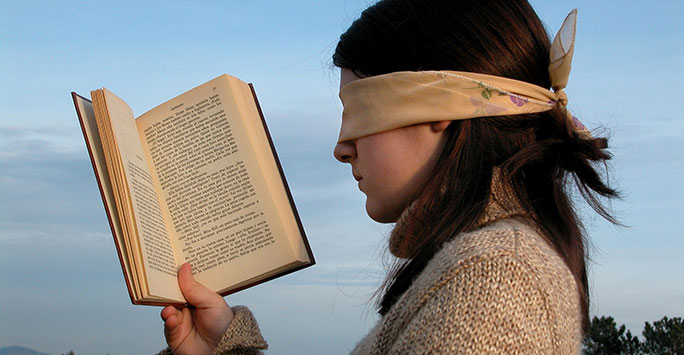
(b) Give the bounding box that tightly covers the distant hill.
[0,346,51,355]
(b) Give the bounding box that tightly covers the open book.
[72,74,314,305]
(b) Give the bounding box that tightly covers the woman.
[160,1,619,353]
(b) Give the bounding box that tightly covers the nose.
[334,141,356,163]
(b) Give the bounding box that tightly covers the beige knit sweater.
[350,219,582,354]
[162,184,582,354]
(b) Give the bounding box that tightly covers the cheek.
[363,155,422,222]
[355,127,444,223]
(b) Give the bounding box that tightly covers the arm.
[389,255,557,354]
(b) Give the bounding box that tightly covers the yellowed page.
[95,88,183,302]
[75,95,138,298]
[91,90,143,300]
[136,74,302,292]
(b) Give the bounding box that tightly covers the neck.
[389,168,530,258]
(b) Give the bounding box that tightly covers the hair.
[333,0,619,331]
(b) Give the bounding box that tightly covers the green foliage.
[621,330,641,355]
[641,316,684,355]
[583,315,684,355]
[583,316,634,354]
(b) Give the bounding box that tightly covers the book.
[72,74,314,305]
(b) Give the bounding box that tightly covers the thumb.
[177,263,221,307]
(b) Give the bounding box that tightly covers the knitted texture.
[351,218,582,354]
[213,306,267,354]
[354,174,582,353]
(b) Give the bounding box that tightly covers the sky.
[1,1,683,354]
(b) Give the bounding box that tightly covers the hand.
[161,263,234,355]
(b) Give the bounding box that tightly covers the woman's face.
[334,68,450,223]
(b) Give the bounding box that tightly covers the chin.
[366,202,400,224]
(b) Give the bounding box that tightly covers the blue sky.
[1,1,683,354]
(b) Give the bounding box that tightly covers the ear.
[430,120,451,133]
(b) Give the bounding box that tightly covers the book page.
[97,89,183,301]
[74,94,134,298]
[232,82,311,263]
[137,75,302,292]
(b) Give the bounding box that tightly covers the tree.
[584,315,684,355]
[641,316,684,355]
[583,316,634,354]
[620,329,641,355]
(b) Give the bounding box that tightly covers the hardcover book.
[72,74,314,305]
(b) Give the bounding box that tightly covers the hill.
[0,346,51,355]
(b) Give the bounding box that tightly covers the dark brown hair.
[333,0,619,330]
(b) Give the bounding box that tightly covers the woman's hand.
[161,263,234,355]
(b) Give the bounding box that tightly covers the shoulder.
[427,217,581,326]
[432,217,575,287]
[384,218,582,353]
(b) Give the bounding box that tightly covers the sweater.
[163,182,583,354]
[349,219,582,354]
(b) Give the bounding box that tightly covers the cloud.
[0,124,84,157]
[0,127,106,235]
[0,125,381,354]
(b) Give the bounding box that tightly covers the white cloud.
[0,124,84,158]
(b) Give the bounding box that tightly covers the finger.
[161,305,179,321]
[161,305,184,332]
[163,313,179,331]
[177,263,222,308]
[163,307,190,347]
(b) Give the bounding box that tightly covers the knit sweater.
[350,219,582,354]
[162,185,583,354]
